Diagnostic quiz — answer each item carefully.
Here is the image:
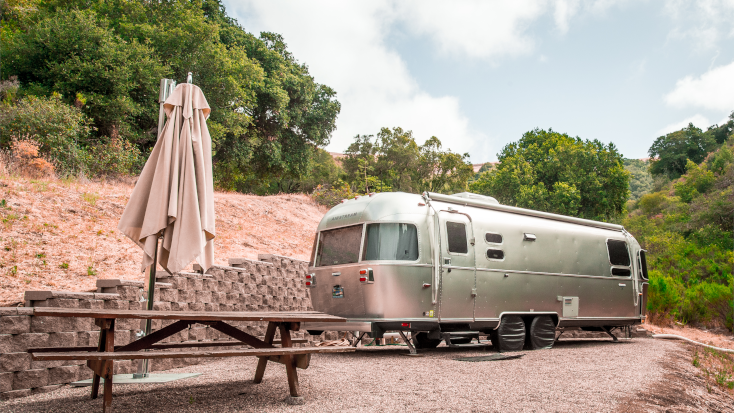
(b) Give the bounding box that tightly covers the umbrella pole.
[133,78,175,379]
[133,237,159,378]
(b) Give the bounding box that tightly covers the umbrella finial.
[187,72,193,84]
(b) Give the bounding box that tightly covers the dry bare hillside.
[0,176,327,306]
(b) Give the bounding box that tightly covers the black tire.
[413,332,441,349]
[528,316,556,350]
[495,315,526,352]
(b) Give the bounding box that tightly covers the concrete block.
[78,331,100,347]
[0,372,12,393]
[116,286,141,301]
[0,334,12,353]
[191,278,204,291]
[13,369,48,390]
[152,302,171,311]
[48,365,79,385]
[204,303,216,312]
[11,333,50,352]
[0,316,30,334]
[0,388,31,400]
[188,303,204,312]
[171,302,189,312]
[203,279,218,292]
[47,332,77,348]
[223,271,239,283]
[43,298,81,308]
[195,291,212,303]
[103,300,129,310]
[159,288,178,303]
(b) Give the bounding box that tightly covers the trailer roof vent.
[450,192,500,205]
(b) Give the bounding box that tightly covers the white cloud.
[553,0,581,34]
[664,0,734,50]
[656,114,710,136]
[224,0,491,160]
[664,60,734,112]
[222,0,626,161]
[395,0,547,59]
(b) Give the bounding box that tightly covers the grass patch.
[81,192,99,206]
[690,345,734,394]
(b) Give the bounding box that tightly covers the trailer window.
[638,251,648,280]
[486,249,504,260]
[446,222,468,254]
[485,233,503,244]
[363,223,419,261]
[606,240,630,266]
[315,225,363,267]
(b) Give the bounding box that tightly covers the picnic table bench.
[27,308,354,412]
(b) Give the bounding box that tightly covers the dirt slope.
[0,176,326,306]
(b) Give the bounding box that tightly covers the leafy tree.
[626,138,733,330]
[1,0,340,192]
[624,158,654,201]
[342,128,473,194]
[470,128,629,221]
[418,136,474,194]
[648,123,718,179]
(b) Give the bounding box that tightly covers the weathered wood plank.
[31,308,345,323]
[28,339,309,353]
[32,346,354,361]
[115,320,190,352]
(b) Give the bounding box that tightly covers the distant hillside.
[0,176,326,306]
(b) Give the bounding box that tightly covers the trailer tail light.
[305,273,316,287]
[401,323,411,328]
[359,268,374,283]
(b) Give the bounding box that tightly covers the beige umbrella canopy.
[118,83,215,274]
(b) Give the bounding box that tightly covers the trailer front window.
[363,223,419,261]
[315,225,363,267]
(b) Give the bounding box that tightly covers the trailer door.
[438,212,476,321]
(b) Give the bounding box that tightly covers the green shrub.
[647,270,683,324]
[680,281,733,331]
[0,95,92,175]
[86,137,143,177]
[311,183,357,208]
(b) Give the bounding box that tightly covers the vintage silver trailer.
[303,191,649,352]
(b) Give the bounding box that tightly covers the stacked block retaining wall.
[0,254,312,400]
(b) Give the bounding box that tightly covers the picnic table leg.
[279,323,302,402]
[253,322,277,383]
[89,319,115,412]
[103,319,115,412]
[90,324,106,400]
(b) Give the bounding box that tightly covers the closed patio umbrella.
[117,80,215,379]
[118,82,215,275]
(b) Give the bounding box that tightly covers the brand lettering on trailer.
[329,212,358,221]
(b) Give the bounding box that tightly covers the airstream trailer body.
[304,192,649,349]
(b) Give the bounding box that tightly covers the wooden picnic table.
[27,308,354,412]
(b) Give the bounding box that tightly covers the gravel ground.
[0,338,678,413]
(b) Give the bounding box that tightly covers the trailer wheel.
[493,315,526,352]
[528,316,555,350]
[413,332,441,349]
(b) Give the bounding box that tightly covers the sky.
[222,0,734,162]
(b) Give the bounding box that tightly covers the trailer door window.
[638,250,648,280]
[363,223,419,261]
[606,240,630,266]
[315,225,363,267]
[485,233,503,244]
[446,222,468,254]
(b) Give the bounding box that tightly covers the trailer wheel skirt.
[492,315,526,352]
[528,316,555,350]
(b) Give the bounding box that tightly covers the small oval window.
[612,268,631,277]
[485,233,503,244]
[487,249,504,260]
